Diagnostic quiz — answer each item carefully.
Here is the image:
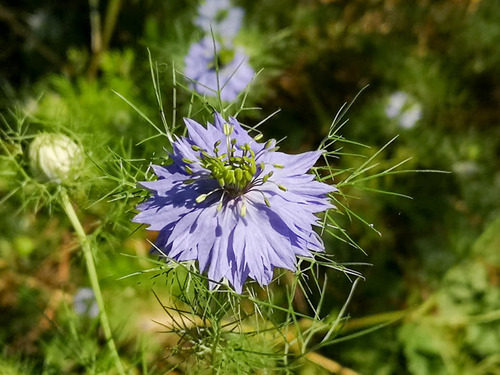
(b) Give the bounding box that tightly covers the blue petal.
[183,118,224,152]
[260,150,323,176]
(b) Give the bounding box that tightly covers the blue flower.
[195,0,244,41]
[73,288,99,318]
[133,113,336,293]
[184,36,254,102]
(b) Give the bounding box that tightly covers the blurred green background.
[1,0,500,374]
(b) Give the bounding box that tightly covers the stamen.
[272,164,284,169]
[264,196,271,207]
[195,188,223,204]
[250,161,257,175]
[253,133,263,141]
[217,191,226,211]
[240,201,247,217]
[264,139,274,149]
[262,171,273,183]
[196,194,208,203]
[223,123,233,136]
[254,190,272,208]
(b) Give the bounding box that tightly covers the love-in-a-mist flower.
[73,287,99,318]
[195,0,244,41]
[28,133,83,184]
[133,113,336,293]
[184,36,254,102]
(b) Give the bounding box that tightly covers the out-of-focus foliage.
[1,0,499,374]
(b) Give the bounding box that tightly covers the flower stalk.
[60,188,126,375]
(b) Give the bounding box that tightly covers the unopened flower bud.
[29,133,83,184]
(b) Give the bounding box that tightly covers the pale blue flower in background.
[133,113,336,293]
[385,91,408,119]
[73,287,99,318]
[184,36,254,102]
[385,91,422,129]
[399,103,423,129]
[195,0,244,41]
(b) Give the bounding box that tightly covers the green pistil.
[186,135,260,196]
[185,132,289,211]
[201,151,257,193]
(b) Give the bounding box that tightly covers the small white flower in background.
[399,103,423,129]
[73,287,99,318]
[28,133,83,184]
[385,91,408,119]
[385,91,422,129]
[452,161,478,176]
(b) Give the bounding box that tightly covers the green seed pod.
[29,133,83,184]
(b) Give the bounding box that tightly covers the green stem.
[209,291,222,375]
[211,323,221,375]
[87,0,122,79]
[61,189,126,375]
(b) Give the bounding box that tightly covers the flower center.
[215,9,229,23]
[183,121,287,216]
[207,49,235,70]
[201,150,257,194]
[188,122,260,197]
